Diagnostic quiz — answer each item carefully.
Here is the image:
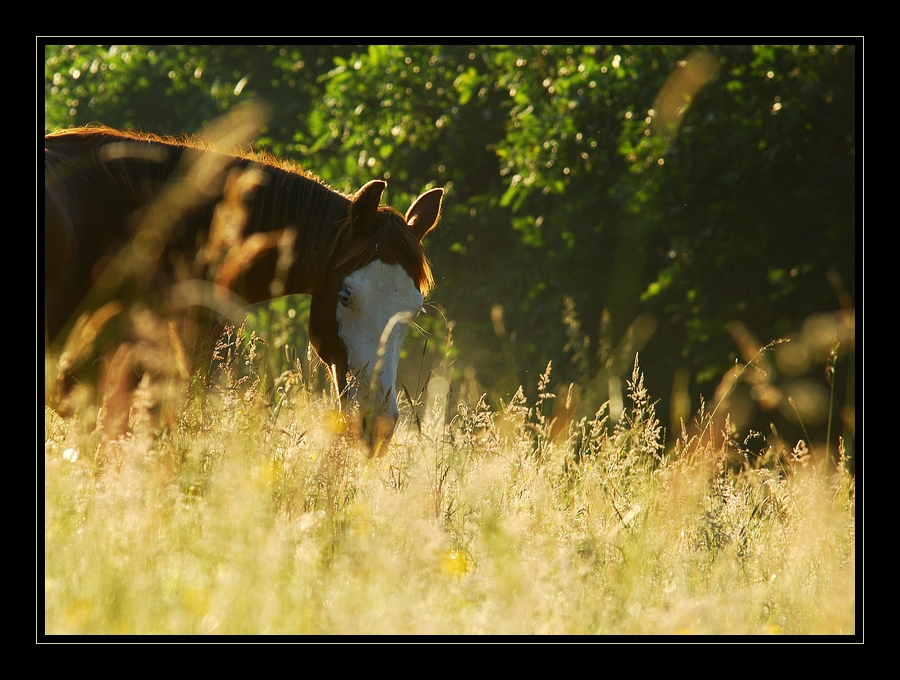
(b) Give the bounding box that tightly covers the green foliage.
[44,43,856,461]
[45,44,358,155]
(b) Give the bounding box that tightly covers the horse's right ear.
[350,180,386,235]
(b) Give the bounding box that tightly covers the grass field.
[43,325,856,636]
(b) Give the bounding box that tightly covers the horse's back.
[45,139,93,342]
[43,129,179,342]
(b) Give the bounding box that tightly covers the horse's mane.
[46,124,313,175]
[45,125,433,296]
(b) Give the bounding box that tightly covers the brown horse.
[44,126,443,454]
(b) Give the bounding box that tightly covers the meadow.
[43,318,856,636]
[44,71,861,639]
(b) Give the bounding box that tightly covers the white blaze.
[336,260,423,422]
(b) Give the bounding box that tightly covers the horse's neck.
[243,168,351,298]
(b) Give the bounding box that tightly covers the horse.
[44,126,443,455]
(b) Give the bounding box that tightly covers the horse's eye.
[339,289,352,307]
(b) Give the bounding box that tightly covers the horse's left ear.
[350,180,387,236]
[406,188,443,243]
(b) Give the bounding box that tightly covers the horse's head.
[308,180,442,456]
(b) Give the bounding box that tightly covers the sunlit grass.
[44,332,855,636]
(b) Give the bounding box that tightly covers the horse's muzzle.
[361,410,397,458]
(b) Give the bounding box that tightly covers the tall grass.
[43,115,854,636]
[44,329,855,635]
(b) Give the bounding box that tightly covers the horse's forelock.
[335,207,433,296]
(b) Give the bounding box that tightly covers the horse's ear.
[406,188,443,243]
[350,180,387,235]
